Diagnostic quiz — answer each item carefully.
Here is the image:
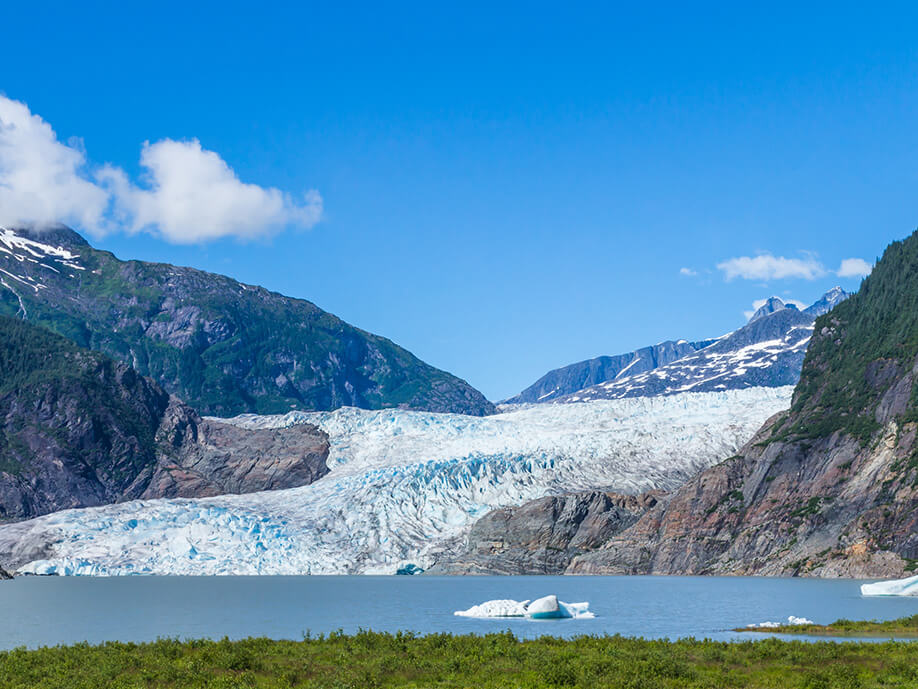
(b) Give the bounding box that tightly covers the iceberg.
[454,595,594,619]
[745,615,815,629]
[0,387,792,576]
[861,575,918,597]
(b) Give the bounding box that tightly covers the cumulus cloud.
[679,267,697,276]
[717,254,826,281]
[0,96,109,230]
[0,95,322,242]
[837,257,872,278]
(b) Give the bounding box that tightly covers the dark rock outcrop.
[144,399,329,499]
[0,226,493,416]
[429,491,660,574]
[0,563,11,579]
[0,316,329,521]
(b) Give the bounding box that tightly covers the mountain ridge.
[0,226,494,417]
[507,289,848,405]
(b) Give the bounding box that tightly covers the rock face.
[0,563,11,579]
[0,226,493,417]
[429,491,660,574]
[144,401,329,499]
[0,315,329,521]
[447,233,915,578]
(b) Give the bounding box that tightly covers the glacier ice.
[454,595,593,619]
[0,387,793,576]
[861,575,918,597]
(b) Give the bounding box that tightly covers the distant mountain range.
[0,227,493,417]
[506,287,850,404]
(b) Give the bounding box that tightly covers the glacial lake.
[2,575,917,650]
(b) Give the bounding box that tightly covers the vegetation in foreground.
[3,630,918,689]
[737,614,918,638]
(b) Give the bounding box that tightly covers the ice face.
[0,387,793,576]
[861,575,918,596]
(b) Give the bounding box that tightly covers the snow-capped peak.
[748,296,794,323]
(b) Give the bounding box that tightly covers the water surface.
[2,575,916,649]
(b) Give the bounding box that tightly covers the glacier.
[0,387,793,576]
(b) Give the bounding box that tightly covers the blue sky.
[2,2,915,400]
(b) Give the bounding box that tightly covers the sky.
[1,2,915,400]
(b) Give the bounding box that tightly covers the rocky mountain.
[504,339,715,404]
[427,491,661,575]
[0,315,329,521]
[508,289,849,405]
[438,233,917,578]
[553,289,850,402]
[0,226,493,417]
[0,563,10,579]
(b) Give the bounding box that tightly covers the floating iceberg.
[861,575,918,597]
[455,595,593,619]
[0,387,792,575]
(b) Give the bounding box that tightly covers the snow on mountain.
[553,289,851,403]
[0,227,85,316]
[0,387,793,576]
[509,288,851,405]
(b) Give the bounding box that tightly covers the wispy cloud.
[679,267,697,276]
[717,254,826,281]
[0,95,322,243]
[837,257,872,278]
[718,252,873,281]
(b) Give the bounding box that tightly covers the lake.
[2,575,917,649]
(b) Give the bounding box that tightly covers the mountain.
[0,387,791,574]
[0,226,493,417]
[553,290,850,402]
[509,289,850,405]
[440,232,917,578]
[504,339,715,404]
[0,315,329,522]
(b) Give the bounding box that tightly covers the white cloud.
[0,96,109,231]
[0,95,322,243]
[99,139,321,244]
[837,257,872,278]
[717,254,826,281]
[679,267,697,276]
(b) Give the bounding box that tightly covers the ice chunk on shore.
[746,616,815,628]
[454,596,593,619]
[861,574,918,597]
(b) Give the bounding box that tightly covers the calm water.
[2,575,917,649]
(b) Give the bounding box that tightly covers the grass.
[3,631,918,688]
[736,614,918,638]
